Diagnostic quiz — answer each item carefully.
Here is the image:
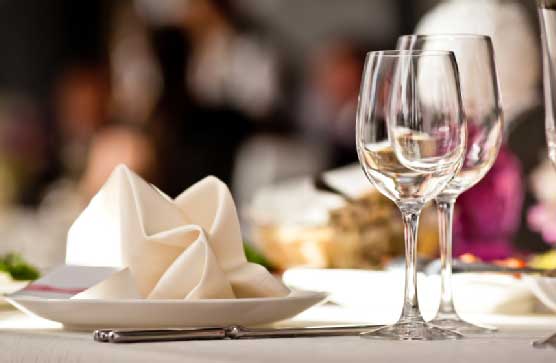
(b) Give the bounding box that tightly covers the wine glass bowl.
[539,1,556,168]
[356,50,466,340]
[398,34,503,197]
[358,51,466,208]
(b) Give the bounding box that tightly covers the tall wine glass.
[356,50,466,340]
[398,34,503,334]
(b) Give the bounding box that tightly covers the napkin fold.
[66,165,289,300]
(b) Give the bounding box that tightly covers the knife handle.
[95,328,227,343]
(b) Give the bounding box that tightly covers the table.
[1,304,555,363]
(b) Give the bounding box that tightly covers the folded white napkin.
[66,165,289,300]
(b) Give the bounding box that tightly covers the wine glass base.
[360,321,463,341]
[428,316,497,334]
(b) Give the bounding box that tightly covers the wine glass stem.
[436,197,458,317]
[399,209,425,323]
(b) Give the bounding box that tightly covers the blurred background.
[0,0,554,272]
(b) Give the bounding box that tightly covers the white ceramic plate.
[525,276,556,312]
[6,290,327,330]
[283,268,534,321]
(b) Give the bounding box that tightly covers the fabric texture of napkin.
[66,164,289,300]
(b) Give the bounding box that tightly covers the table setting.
[3,165,329,330]
[2,2,556,362]
[1,163,556,356]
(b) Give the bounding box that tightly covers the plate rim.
[7,289,328,305]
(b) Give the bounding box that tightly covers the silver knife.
[94,324,381,343]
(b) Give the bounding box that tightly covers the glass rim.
[366,50,455,58]
[398,33,491,41]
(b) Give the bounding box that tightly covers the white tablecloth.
[1,304,555,363]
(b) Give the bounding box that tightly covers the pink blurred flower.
[452,146,524,260]
[528,204,556,246]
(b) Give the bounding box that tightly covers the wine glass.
[397,34,503,334]
[356,50,466,341]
